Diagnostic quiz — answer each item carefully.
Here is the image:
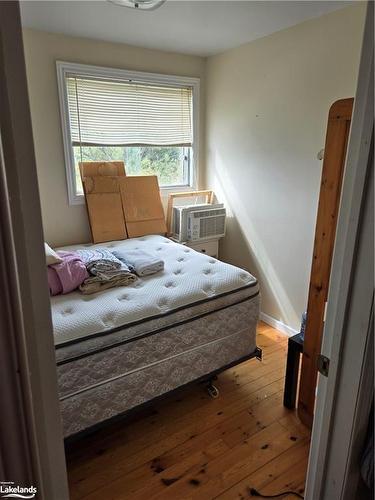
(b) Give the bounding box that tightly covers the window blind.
[66,76,193,147]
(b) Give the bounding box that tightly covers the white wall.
[22,29,206,247]
[205,5,366,331]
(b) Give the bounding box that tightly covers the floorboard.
[66,321,310,499]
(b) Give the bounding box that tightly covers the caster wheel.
[207,383,219,399]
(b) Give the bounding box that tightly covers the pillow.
[45,242,62,266]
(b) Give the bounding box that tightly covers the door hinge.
[317,354,330,377]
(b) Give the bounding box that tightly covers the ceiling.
[20,0,352,57]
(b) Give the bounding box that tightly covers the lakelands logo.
[0,482,37,499]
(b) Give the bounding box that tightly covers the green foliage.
[73,145,189,194]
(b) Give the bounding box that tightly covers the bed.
[51,235,261,438]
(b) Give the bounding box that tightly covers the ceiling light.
[109,0,166,10]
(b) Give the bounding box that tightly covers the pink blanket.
[48,251,88,296]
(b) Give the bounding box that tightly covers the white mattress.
[51,235,258,346]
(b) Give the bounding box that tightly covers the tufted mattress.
[51,235,260,437]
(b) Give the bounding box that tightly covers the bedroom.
[0,1,373,499]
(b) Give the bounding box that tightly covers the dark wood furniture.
[283,333,304,409]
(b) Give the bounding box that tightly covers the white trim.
[56,62,80,205]
[56,61,200,205]
[259,311,298,337]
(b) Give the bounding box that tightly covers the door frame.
[298,97,354,428]
[305,2,373,498]
[0,2,69,498]
[0,1,372,498]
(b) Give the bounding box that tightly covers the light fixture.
[109,0,166,10]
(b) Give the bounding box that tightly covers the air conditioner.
[172,204,226,242]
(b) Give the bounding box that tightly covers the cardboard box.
[79,161,126,178]
[80,161,128,243]
[120,176,167,238]
[79,162,166,242]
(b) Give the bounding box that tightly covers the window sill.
[160,185,196,197]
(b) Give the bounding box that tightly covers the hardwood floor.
[66,322,310,499]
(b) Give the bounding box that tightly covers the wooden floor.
[66,322,310,499]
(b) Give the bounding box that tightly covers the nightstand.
[283,333,304,409]
[184,238,220,258]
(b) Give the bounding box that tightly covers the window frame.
[56,61,200,205]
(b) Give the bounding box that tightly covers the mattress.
[51,235,260,437]
[52,235,258,361]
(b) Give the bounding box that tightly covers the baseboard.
[260,312,298,337]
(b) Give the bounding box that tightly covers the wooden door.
[298,98,354,428]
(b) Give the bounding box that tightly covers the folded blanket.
[113,248,164,277]
[48,251,89,296]
[76,248,122,274]
[79,270,137,295]
[76,247,137,294]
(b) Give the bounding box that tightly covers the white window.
[56,62,199,205]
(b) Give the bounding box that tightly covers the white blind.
[66,76,193,147]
